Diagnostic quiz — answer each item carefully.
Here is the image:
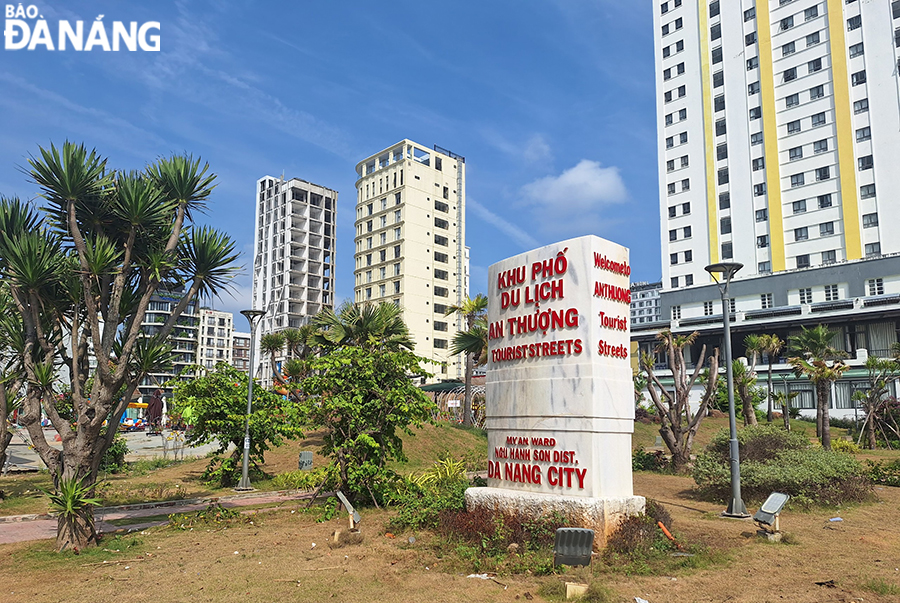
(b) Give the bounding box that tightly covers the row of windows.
[791,222,837,242]
[360,263,402,283]
[664,108,687,126]
[670,250,693,265]
[362,281,402,300]
[788,165,832,187]
[668,225,692,240]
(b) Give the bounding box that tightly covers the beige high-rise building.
[353,140,467,381]
[197,308,233,370]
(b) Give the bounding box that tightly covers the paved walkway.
[0,489,320,545]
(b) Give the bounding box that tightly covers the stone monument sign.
[465,235,645,543]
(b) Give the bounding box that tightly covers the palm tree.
[0,143,239,551]
[745,334,784,423]
[311,301,413,352]
[788,324,848,449]
[260,332,285,384]
[444,294,488,426]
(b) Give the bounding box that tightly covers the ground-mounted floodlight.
[553,527,594,567]
[754,492,790,538]
[236,308,266,491]
[705,262,749,518]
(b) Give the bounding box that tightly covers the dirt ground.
[2,472,898,603]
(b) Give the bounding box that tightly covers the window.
[787,120,801,134]
[434,251,448,263]
[858,155,873,170]
[678,85,686,98]
[712,47,723,64]
[868,278,885,296]
[719,192,731,209]
[681,155,689,168]
[809,85,824,100]
[749,81,760,95]
[820,222,834,237]
[817,194,832,208]
[661,23,670,35]
[894,0,900,18]
[434,339,448,349]
[807,31,820,46]
[791,173,805,188]
[434,217,449,229]
[718,168,729,185]
[715,119,726,136]
[849,42,864,58]
[749,107,762,120]
[676,40,684,52]
[394,227,401,240]
[722,242,733,259]
[681,178,690,191]
[852,70,867,86]
[761,293,773,309]
[780,16,794,30]
[394,244,401,258]
[793,199,807,213]
[856,126,871,141]
[805,5,818,20]
[811,112,826,127]
[720,216,732,234]
[786,93,799,107]
[434,269,448,280]
[860,183,876,198]
[746,31,757,46]
[848,15,861,31]
[757,234,769,247]
[815,166,830,181]
[782,42,796,56]
[709,0,719,17]
[661,2,669,14]
[789,146,803,160]
[799,288,812,304]
[685,250,693,262]
[714,95,725,112]
[434,201,448,213]
[671,277,679,288]
[713,71,724,88]
[683,202,691,215]
[825,284,839,301]
[796,254,810,269]
[756,208,768,222]
[703,301,714,316]
[822,250,836,264]
[752,157,765,171]
[808,58,822,74]
[747,56,759,70]
[666,136,674,148]
[664,68,672,81]
[668,206,677,218]
[711,23,721,40]
[862,213,878,228]
[754,183,767,196]
[434,321,448,332]
[685,274,694,286]
[434,286,449,297]
[679,108,687,119]
[744,7,755,21]
[751,132,764,145]
[433,304,447,314]
[670,253,679,265]
[865,242,881,257]
[813,139,828,153]
[671,305,681,319]
[434,234,448,246]
[683,224,692,237]
[680,131,688,143]
[759,261,771,274]
[795,227,809,241]
[854,98,869,114]
[675,17,683,29]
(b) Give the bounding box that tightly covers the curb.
[0,488,320,524]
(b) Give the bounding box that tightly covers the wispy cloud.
[468,198,539,249]
[519,159,628,237]
[480,130,553,166]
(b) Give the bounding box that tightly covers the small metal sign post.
[298,451,313,471]
[335,490,361,530]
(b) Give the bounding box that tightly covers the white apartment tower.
[654,0,900,290]
[353,140,467,380]
[197,309,233,370]
[252,176,337,353]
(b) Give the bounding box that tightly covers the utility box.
[553,528,594,567]
[298,451,313,471]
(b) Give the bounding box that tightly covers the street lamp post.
[705,262,749,518]
[236,308,266,491]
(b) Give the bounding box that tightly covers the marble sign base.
[465,487,645,549]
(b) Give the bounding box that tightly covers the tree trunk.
[782,400,791,431]
[866,407,877,449]
[462,353,474,427]
[0,430,11,472]
[56,510,99,552]
[818,383,831,450]
[815,390,823,439]
[766,362,774,423]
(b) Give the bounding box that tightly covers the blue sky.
[0,1,660,322]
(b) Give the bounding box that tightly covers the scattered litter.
[311,543,316,549]
[829,517,843,522]
[233,551,239,555]
[467,573,508,589]
[425,567,430,570]
[291,510,296,514]
[815,580,837,588]
[385,533,395,539]
[124,566,130,570]
[635,598,650,603]
[408,536,416,544]
[669,553,694,557]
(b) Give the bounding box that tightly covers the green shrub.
[866,459,900,487]
[704,424,810,464]
[388,477,468,531]
[694,447,872,506]
[830,439,861,454]
[272,467,332,491]
[169,503,250,530]
[632,448,667,472]
[100,434,129,473]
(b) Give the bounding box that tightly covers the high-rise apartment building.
[232,331,251,375]
[630,281,663,325]
[138,288,198,398]
[654,0,898,289]
[197,309,233,370]
[252,176,337,379]
[353,140,467,380]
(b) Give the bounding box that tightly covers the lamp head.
[705,262,743,283]
[240,309,266,324]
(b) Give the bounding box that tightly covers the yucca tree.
[788,324,848,450]
[852,356,900,449]
[642,330,719,471]
[445,294,488,426]
[745,333,784,423]
[311,301,413,352]
[0,143,239,550]
[0,283,25,471]
[260,332,285,384]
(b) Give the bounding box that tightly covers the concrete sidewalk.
[0,489,321,545]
